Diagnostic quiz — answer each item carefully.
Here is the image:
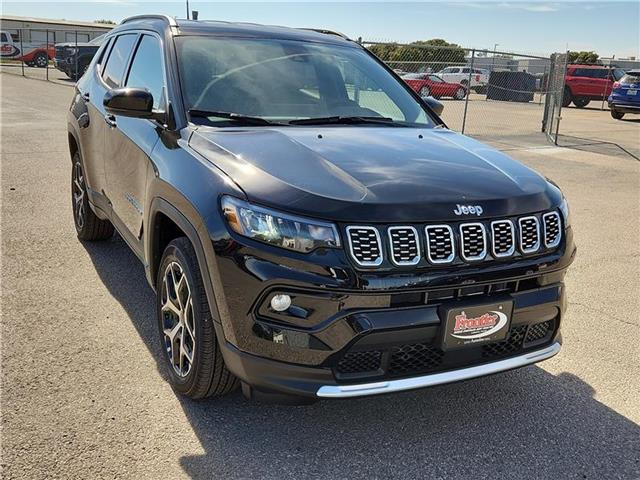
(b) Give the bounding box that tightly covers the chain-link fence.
[363,40,555,143]
[0,28,106,85]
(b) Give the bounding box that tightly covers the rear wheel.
[71,152,114,241]
[157,237,238,399]
[419,86,430,97]
[562,86,572,107]
[573,97,590,108]
[611,109,624,120]
[34,52,48,68]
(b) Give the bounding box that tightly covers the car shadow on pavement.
[83,235,640,480]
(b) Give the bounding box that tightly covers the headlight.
[559,198,571,228]
[221,196,341,253]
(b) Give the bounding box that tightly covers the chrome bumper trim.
[316,341,561,398]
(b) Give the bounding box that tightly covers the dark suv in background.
[67,15,575,403]
[55,34,105,80]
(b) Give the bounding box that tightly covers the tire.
[562,87,572,107]
[71,152,114,241]
[454,87,467,100]
[573,97,590,108]
[611,109,624,120]
[34,52,48,68]
[419,86,430,97]
[157,237,238,399]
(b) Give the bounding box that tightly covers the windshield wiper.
[188,109,282,126]
[288,116,400,126]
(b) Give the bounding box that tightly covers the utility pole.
[491,43,499,72]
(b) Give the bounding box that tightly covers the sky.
[2,1,639,58]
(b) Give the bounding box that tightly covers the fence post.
[461,49,475,134]
[46,29,49,81]
[539,63,548,105]
[553,52,569,145]
[20,29,25,77]
[601,69,611,111]
[75,30,78,80]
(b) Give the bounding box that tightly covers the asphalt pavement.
[1,73,639,479]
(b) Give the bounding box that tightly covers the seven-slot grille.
[543,212,561,248]
[345,210,561,267]
[346,226,383,266]
[459,223,487,261]
[491,220,515,257]
[388,227,420,265]
[425,225,455,263]
[518,216,540,253]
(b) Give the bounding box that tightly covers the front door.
[103,33,166,252]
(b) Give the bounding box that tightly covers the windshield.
[175,36,433,126]
[621,73,640,84]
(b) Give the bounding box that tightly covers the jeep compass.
[67,15,575,402]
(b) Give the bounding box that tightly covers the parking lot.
[1,73,639,479]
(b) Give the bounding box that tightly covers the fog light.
[270,294,291,312]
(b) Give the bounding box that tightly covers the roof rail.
[302,28,350,40]
[121,14,177,26]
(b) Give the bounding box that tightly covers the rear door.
[104,33,167,253]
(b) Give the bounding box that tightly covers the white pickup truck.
[0,30,53,67]
[438,66,490,94]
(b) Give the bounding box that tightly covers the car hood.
[190,126,560,222]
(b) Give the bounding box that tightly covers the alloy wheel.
[420,86,430,97]
[72,162,85,230]
[161,261,195,377]
[36,54,48,67]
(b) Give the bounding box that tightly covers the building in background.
[0,15,112,45]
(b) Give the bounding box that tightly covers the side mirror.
[422,95,445,116]
[103,87,163,121]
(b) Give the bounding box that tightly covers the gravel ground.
[1,73,639,479]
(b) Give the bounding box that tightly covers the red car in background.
[563,64,626,108]
[402,73,468,99]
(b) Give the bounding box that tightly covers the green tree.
[568,51,600,64]
[367,39,466,73]
[95,19,116,25]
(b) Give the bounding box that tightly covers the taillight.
[613,82,620,89]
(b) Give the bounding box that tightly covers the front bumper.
[209,223,575,398]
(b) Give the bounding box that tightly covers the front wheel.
[34,52,48,68]
[157,237,238,399]
[419,86,430,97]
[611,109,624,120]
[454,87,467,100]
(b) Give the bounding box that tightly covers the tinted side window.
[462,68,470,73]
[592,69,609,79]
[102,34,137,88]
[125,35,165,109]
[0,33,7,42]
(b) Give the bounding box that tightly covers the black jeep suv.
[68,15,575,402]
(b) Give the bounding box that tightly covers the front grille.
[543,212,561,248]
[344,210,560,268]
[459,223,487,261]
[388,343,444,376]
[518,216,540,253]
[525,320,553,343]
[388,226,420,265]
[491,220,515,257]
[336,351,382,374]
[425,225,455,263]
[346,226,382,266]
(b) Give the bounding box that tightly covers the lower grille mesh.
[336,351,382,374]
[525,320,553,343]
[389,343,444,376]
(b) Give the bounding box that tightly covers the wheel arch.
[147,197,224,332]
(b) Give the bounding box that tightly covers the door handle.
[104,114,117,128]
